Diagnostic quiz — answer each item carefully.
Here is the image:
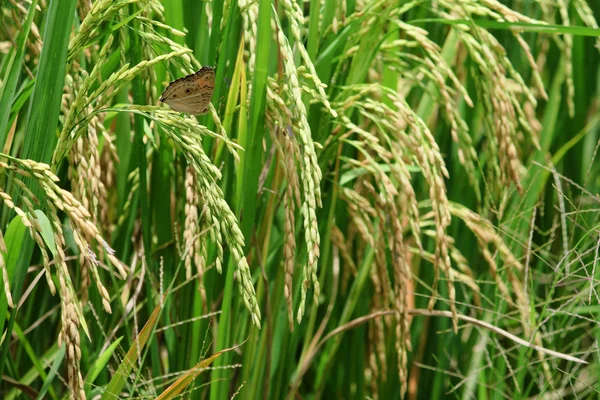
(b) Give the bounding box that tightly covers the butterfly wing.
[161,98,204,115]
[160,66,215,115]
[193,67,215,114]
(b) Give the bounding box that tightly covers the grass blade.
[0,0,39,148]
[101,293,167,400]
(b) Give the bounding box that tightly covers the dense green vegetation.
[0,0,599,398]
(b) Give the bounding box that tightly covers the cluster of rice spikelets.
[571,0,600,48]
[332,85,437,394]
[65,102,108,302]
[240,0,349,326]
[239,0,347,327]
[540,0,600,115]
[264,73,321,325]
[395,98,454,329]
[238,0,259,95]
[146,108,261,326]
[381,19,479,197]
[274,14,324,324]
[280,0,337,118]
[326,0,484,342]
[55,40,192,164]
[117,169,140,228]
[6,0,42,64]
[138,3,239,151]
[183,165,208,307]
[435,1,546,195]
[184,166,201,281]
[183,0,583,393]
[537,0,599,117]
[62,106,259,326]
[265,78,302,330]
[67,0,147,60]
[50,201,86,400]
[0,156,125,399]
[340,179,400,397]
[56,0,199,165]
[333,2,568,389]
[59,0,166,307]
[98,126,119,237]
[380,175,413,398]
[56,0,254,327]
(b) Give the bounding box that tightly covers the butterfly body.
[160,66,215,115]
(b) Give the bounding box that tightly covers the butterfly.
[159,66,215,115]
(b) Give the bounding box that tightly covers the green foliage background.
[0,0,599,399]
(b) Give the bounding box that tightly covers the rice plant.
[0,0,599,398]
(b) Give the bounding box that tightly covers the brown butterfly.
[159,66,215,115]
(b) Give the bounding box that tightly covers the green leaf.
[0,0,77,381]
[35,342,65,400]
[32,210,56,257]
[0,214,28,339]
[156,352,222,400]
[85,337,123,391]
[21,0,77,169]
[410,18,600,37]
[101,293,167,400]
[0,0,39,148]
